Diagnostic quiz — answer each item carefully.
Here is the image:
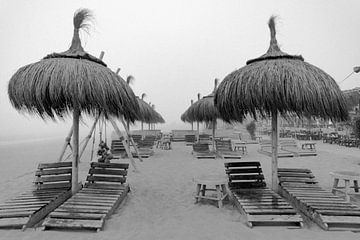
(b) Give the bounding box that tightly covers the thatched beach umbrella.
[8,9,139,194]
[181,93,201,142]
[215,16,348,191]
[182,79,221,150]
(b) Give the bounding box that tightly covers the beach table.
[194,175,228,208]
[330,171,360,202]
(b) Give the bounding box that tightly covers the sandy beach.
[0,135,360,240]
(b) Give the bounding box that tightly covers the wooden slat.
[0,204,45,210]
[278,168,311,173]
[226,168,262,174]
[35,168,72,176]
[38,162,72,169]
[318,210,360,216]
[246,209,297,214]
[49,212,106,220]
[35,175,71,183]
[55,208,108,214]
[90,162,129,169]
[0,211,33,218]
[86,175,126,183]
[247,214,302,223]
[225,162,260,168]
[0,217,29,228]
[229,174,264,181]
[321,215,360,224]
[88,168,127,176]
[43,218,104,230]
[36,182,71,190]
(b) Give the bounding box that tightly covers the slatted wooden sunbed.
[215,139,242,159]
[280,140,317,157]
[224,162,303,228]
[42,162,130,232]
[0,162,76,230]
[111,140,150,159]
[258,141,295,158]
[278,168,360,231]
[192,143,216,159]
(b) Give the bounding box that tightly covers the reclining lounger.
[225,162,303,228]
[0,162,75,230]
[278,168,360,230]
[42,162,130,232]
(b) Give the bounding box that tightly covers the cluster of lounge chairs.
[0,161,129,232]
[190,138,244,159]
[323,133,360,148]
[258,139,317,158]
[224,161,360,230]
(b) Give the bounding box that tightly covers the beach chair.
[224,162,303,228]
[215,139,242,159]
[0,162,77,230]
[111,140,127,158]
[185,134,196,146]
[258,140,295,158]
[280,140,317,157]
[42,162,130,232]
[278,168,360,230]
[192,143,216,159]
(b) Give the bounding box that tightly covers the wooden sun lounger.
[192,143,216,159]
[185,134,196,146]
[225,162,303,228]
[215,139,242,159]
[42,162,130,232]
[280,141,317,157]
[278,168,360,230]
[0,162,77,230]
[258,143,295,158]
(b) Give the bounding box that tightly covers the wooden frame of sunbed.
[0,162,78,230]
[224,162,303,228]
[278,168,360,230]
[111,140,150,159]
[192,143,216,159]
[280,140,317,157]
[42,162,130,232]
[215,139,242,159]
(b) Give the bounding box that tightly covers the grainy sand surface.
[0,136,360,240]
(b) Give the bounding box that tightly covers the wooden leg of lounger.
[201,185,206,196]
[332,178,339,194]
[345,179,350,202]
[354,180,359,193]
[216,185,223,208]
[195,184,201,203]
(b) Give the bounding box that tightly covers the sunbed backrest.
[86,162,129,188]
[185,134,196,143]
[193,143,210,152]
[35,162,72,190]
[215,139,232,151]
[111,140,126,154]
[278,168,317,185]
[224,161,266,189]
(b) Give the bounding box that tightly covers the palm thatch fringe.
[8,8,139,122]
[215,16,348,123]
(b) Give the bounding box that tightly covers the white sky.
[1,0,360,139]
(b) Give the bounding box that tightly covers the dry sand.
[0,136,360,239]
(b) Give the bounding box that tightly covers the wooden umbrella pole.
[212,120,216,151]
[118,116,144,162]
[141,121,144,131]
[197,121,200,142]
[108,117,140,172]
[271,111,279,192]
[191,122,193,131]
[72,107,80,194]
[58,126,73,162]
[79,114,100,160]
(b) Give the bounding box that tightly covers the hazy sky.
[1,0,359,139]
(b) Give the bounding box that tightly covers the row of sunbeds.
[258,139,317,158]
[191,140,245,159]
[0,161,130,232]
[225,161,360,230]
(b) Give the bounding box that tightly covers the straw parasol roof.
[7,9,139,193]
[136,96,165,124]
[181,79,220,124]
[8,9,139,121]
[214,16,348,191]
[215,17,348,123]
